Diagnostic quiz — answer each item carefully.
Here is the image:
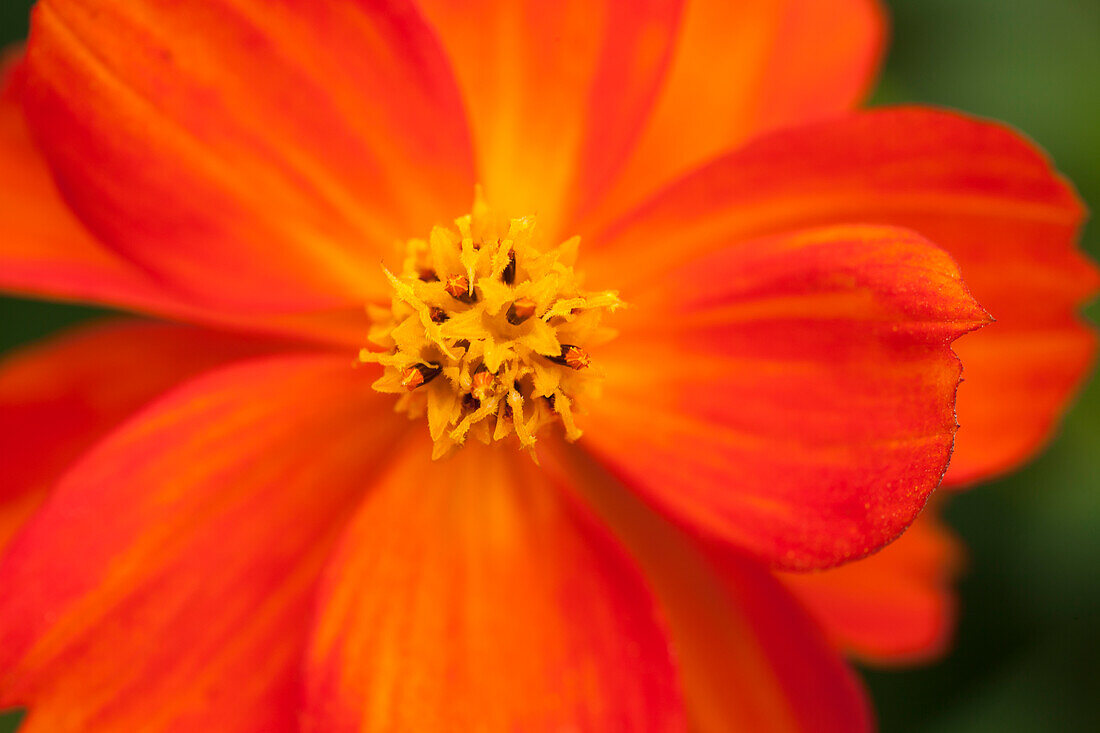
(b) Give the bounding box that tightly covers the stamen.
[471,368,495,402]
[401,363,442,390]
[444,274,471,299]
[506,297,537,325]
[361,189,622,458]
[548,345,591,370]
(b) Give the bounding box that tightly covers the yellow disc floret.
[360,190,623,460]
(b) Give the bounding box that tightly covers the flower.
[0,1,1095,731]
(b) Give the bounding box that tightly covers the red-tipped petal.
[417,0,683,235]
[303,437,686,732]
[0,355,406,731]
[584,224,988,570]
[546,444,872,733]
[588,108,1097,486]
[578,0,885,232]
[22,0,474,313]
[778,510,962,664]
[0,319,287,553]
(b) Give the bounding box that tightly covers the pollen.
[359,189,623,460]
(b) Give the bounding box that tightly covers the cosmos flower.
[0,1,1095,731]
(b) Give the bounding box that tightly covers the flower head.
[360,190,622,458]
[0,0,1095,731]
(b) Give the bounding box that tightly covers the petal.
[545,444,871,733]
[23,0,475,312]
[0,319,286,554]
[1,50,369,347]
[417,0,683,235]
[576,0,885,232]
[0,49,178,311]
[778,510,962,664]
[303,436,686,732]
[586,108,1097,486]
[583,224,988,570]
[0,355,406,731]
[946,323,1096,485]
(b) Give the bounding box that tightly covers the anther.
[547,344,591,370]
[471,368,495,402]
[506,297,537,325]
[429,306,449,324]
[444,274,476,303]
[444,274,469,298]
[401,363,442,390]
[502,250,517,285]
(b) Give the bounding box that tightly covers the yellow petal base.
[360,189,623,460]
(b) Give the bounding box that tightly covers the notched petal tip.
[582,223,989,571]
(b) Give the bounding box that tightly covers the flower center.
[360,190,623,460]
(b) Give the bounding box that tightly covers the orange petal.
[2,54,366,349]
[0,319,289,554]
[589,108,1097,486]
[577,0,885,233]
[417,0,682,235]
[1,49,370,347]
[0,49,180,311]
[22,0,475,312]
[304,436,686,732]
[584,224,988,570]
[0,355,407,731]
[545,444,872,733]
[946,322,1096,485]
[778,510,962,664]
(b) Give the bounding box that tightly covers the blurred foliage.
[1,1,1098,732]
[864,1,1100,731]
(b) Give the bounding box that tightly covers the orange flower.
[0,1,1095,731]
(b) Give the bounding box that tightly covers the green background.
[1,0,1097,730]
